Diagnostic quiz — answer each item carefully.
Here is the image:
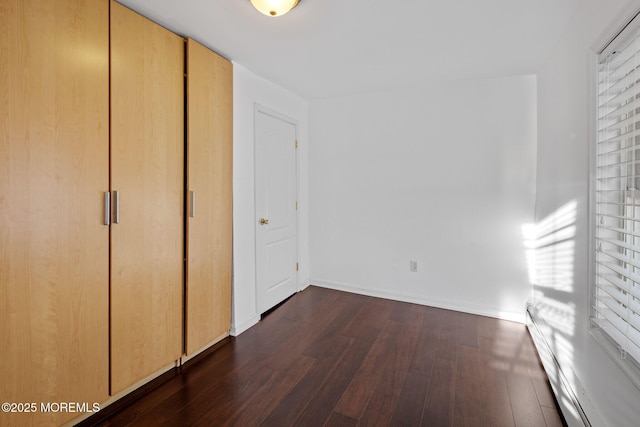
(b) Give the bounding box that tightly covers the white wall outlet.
[409,260,418,272]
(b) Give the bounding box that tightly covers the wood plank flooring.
[84,286,565,427]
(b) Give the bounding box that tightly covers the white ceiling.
[117,0,583,99]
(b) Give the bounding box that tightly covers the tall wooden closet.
[109,0,184,395]
[0,1,110,425]
[185,38,233,356]
[1,0,232,424]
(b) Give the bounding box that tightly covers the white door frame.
[254,103,299,314]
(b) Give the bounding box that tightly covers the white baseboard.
[526,305,603,427]
[231,280,310,337]
[298,277,312,292]
[310,278,526,323]
[230,314,260,337]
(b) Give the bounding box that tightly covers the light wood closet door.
[185,39,233,355]
[110,1,184,394]
[0,0,109,425]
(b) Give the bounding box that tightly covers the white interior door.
[255,107,298,314]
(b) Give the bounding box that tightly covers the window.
[593,12,640,378]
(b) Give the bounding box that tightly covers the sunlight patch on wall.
[522,200,579,419]
[523,200,577,294]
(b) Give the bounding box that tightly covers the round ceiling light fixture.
[250,0,300,17]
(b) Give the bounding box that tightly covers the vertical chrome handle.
[190,190,195,218]
[104,192,111,225]
[113,191,120,224]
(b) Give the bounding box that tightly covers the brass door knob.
[260,218,269,225]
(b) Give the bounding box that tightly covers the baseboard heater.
[526,305,591,427]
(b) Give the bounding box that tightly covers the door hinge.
[296,262,299,271]
[295,201,298,210]
[295,140,298,149]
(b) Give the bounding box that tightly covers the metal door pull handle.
[104,192,111,225]
[113,191,120,224]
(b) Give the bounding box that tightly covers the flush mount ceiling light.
[250,0,300,17]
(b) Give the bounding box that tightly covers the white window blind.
[594,14,640,371]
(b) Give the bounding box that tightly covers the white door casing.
[255,106,298,314]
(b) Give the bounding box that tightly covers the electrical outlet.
[410,260,417,272]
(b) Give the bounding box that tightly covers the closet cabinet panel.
[185,38,233,355]
[0,0,110,425]
[110,1,184,394]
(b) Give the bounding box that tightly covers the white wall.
[232,64,309,335]
[533,0,640,425]
[309,75,537,322]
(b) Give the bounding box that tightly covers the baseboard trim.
[73,363,179,427]
[298,277,312,292]
[230,282,312,337]
[526,305,604,427]
[310,279,526,323]
[181,336,232,368]
[180,332,230,365]
[230,314,260,337]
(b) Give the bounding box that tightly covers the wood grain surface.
[0,0,110,425]
[109,0,184,395]
[185,38,233,356]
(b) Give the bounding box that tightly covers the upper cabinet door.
[185,38,233,356]
[109,1,184,394]
[0,0,110,425]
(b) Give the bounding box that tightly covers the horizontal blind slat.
[596,277,640,309]
[591,317,640,363]
[599,113,640,133]
[596,212,640,222]
[598,86,638,114]
[593,304,640,348]
[598,128,640,148]
[597,224,640,241]
[598,237,640,255]
[598,249,640,271]
[597,158,640,171]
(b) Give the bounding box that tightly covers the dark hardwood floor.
[84,286,565,427]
